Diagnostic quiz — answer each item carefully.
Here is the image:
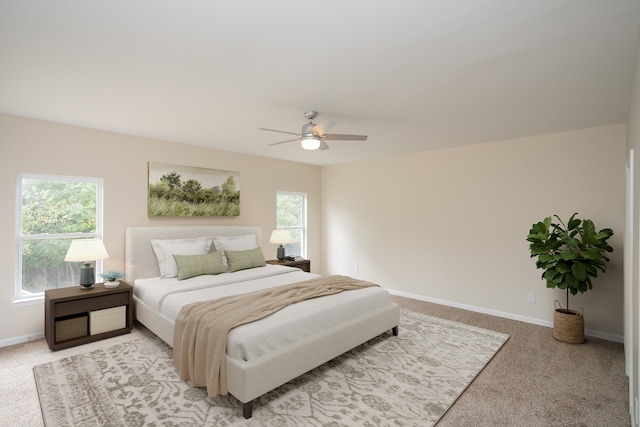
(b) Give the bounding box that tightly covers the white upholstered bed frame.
[125,225,400,418]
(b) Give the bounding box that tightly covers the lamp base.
[79,263,95,288]
[276,246,285,261]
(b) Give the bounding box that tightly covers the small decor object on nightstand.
[100,270,126,288]
[64,239,110,289]
[269,229,294,261]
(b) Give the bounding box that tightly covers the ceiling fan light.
[300,136,321,150]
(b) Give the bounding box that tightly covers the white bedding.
[134,264,392,361]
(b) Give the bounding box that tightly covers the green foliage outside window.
[276,192,305,257]
[277,193,303,228]
[19,178,98,295]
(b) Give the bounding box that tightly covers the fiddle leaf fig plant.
[526,213,613,311]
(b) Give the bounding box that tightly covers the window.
[16,174,103,300]
[276,191,307,258]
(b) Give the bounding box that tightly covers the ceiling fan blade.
[258,128,301,137]
[311,120,336,136]
[267,138,299,146]
[319,141,330,150]
[323,133,368,141]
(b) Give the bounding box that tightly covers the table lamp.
[64,239,109,289]
[269,230,293,261]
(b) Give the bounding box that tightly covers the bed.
[125,225,400,418]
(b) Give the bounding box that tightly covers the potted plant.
[100,270,126,288]
[526,213,613,343]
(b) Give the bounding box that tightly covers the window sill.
[12,295,44,306]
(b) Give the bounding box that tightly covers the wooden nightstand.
[266,258,311,272]
[44,282,133,351]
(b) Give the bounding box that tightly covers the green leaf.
[557,277,567,289]
[536,259,553,269]
[556,261,571,274]
[545,268,563,286]
[565,236,580,251]
[531,221,550,236]
[582,219,596,244]
[582,248,603,260]
[538,254,555,263]
[585,276,593,290]
[595,228,614,241]
[529,243,550,256]
[572,261,587,281]
[567,213,580,230]
[584,264,598,276]
[543,269,557,281]
[560,250,578,260]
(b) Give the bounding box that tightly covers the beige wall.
[0,113,628,344]
[0,113,321,344]
[322,124,626,339]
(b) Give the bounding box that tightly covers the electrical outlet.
[527,293,536,304]
[354,265,359,275]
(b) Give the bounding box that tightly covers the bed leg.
[392,326,399,336]
[242,400,254,419]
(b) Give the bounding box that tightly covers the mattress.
[134,264,392,361]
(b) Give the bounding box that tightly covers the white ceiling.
[1,1,639,166]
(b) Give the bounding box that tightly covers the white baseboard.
[389,289,624,343]
[0,291,623,346]
[0,331,44,348]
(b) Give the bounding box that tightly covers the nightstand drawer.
[55,315,88,342]
[55,292,130,316]
[90,306,126,335]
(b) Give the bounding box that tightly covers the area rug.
[34,309,509,426]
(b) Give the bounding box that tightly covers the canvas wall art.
[148,162,240,217]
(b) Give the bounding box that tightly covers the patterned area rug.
[34,310,509,426]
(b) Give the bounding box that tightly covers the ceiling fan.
[259,110,367,151]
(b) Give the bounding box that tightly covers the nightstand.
[266,258,311,272]
[44,282,133,351]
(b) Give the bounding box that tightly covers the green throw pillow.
[173,252,225,280]
[225,247,266,272]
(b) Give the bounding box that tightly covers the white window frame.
[15,173,104,301]
[276,191,307,258]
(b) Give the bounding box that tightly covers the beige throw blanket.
[173,275,378,397]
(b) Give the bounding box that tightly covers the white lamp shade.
[300,136,321,150]
[64,239,109,262]
[269,229,294,245]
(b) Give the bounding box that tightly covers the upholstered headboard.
[125,226,262,283]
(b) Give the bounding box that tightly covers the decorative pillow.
[150,236,213,278]
[173,252,225,280]
[213,235,258,268]
[225,247,266,272]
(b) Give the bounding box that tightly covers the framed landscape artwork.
[148,162,240,217]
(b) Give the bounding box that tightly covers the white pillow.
[151,236,213,278]
[213,234,257,268]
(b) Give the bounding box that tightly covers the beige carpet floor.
[393,296,630,426]
[0,295,630,426]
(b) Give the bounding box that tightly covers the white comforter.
[134,265,391,361]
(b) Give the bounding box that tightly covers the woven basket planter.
[553,306,585,344]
